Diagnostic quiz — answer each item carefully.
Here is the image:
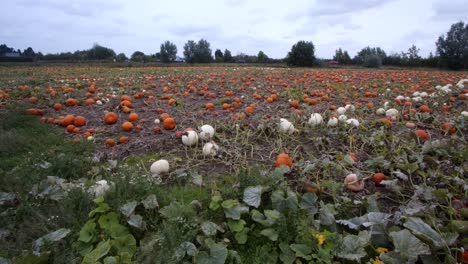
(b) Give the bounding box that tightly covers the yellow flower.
[315,233,325,246]
[376,247,389,254]
[370,257,384,264]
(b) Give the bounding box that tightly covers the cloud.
[432,0,468,20]
[18,0,123,17]
[307,0,398,16]
[169,24,222,37]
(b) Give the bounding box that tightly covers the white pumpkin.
[376,108,386,115]
[154,118,161,124]
[308,113,323,126]
[327,117,338,126]
[279,118,295,134]
[385,108,399,118]
[202,142,219,156]
[345,104,355,112]
[89,180,111,197]
[182,130,199,146]
[461,111,468,117]
[198,125,215,140]
[346,118,360,127]
[344,174,364,191]
[150,159,170,175]
[338,114,348,122]
[336,107,346,115]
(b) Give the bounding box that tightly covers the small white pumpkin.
[198,125,215,140]
[336,107,346,115]
[150,159,170,175]
[345,104,355,112]
[308,113,323,126]
[461,111,468,117]
[338,114,348,122]
[376,108,386,115]
[154,118,161,124]
[89,180,111,197]
[202,142,219,156]
[182,130,199,146]
[344,174,364,191]
[346,118,360,127]
[279,118,295,134]
[385,108,399,118]
[327,117,338,126]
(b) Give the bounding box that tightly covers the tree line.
[1,21,466,69]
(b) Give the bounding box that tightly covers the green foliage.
[436,21,468,70]
[257,51,269,63]
[116,53,128,62]
[363,54,383,68]
[184,39,213,63]
[160,41,177,63]
[286,40,316,67]
[354,46,386,65]
[87,44,116,60]
[130,51,145,62]
[333,48,352,65]
[214,49,224,62]
[73,197,137,263]
[223,49,233,63]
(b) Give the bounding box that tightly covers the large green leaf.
[335,231,370,261]
[33,228,71,254]
[389,229,430,264]
[194,243,228,264]
[98,212,119,230]
[141,194,159,210]
[243,186,264,208]
[403,217,445,248]
[78,221,97,243]
[271,190,298,213]
[82,240,111,264]
[119,201,138,217]
[227,219,246,232]
[110,234,137,257]
[299,192,318,216]
[175,241,199,260]
[290,244,312,260]
[279,242,295,264]
[251,209,281,227]
[234,228,249,244]
[319,202,335,227]
[89,202,110,218]
[260,228,279,241]
[201,221,219,236]
[224,204,249,220]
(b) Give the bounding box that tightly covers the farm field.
[0,65,467,263]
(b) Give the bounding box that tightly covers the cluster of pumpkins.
[150,124,219,177]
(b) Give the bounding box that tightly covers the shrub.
[363,54,382,68]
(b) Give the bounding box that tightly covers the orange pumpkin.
[105,138,116,147]
[119,136,129,144]
[73,116,87,127]
[122,121,133,131]
[61,114,75,127]
[128,113,139,122]
[65,98,78,106]
[104,112,118,124]
[275,153,293,168]
[415,130,429,140]
[163,117,176,130]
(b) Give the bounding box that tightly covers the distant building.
[328,60,339,66]
[4,52,20,57]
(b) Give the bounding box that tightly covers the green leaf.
[110,234,137,257]
[103,256,118,264]
[120,201,138,217]
[93,196,105,204]
[271,190,298,213]
[251,209,281,226]
[82,240,111,264]
[260,228,279,241]
[224,204,249,220]
[141,194,159,210]
[201,221,219,236]
[175,241,198,260]
[243,186,264,208]
[290,244,312,260]
[299,192,318,216]
[88,202,110,218]
[319,202,335,227]
[389,229,430,264]
[279,242,295,264]
[33,228,71,254]
[78,221,97,243]
[194,243,228,264]
[98,212,119,230]
[227,219,246,232]
[403,217,445,248]
[234,228,249,244]
[335,231,370,261]
[221,199,238,209]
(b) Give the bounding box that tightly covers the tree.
[223,49,233,62]
[286,41,316,67]
[257,51,269,63]
[333,48,352,65]
[87,44,116,60]
[183,39,213,63]
[436,21,468,70]
[214,49,223,62]
[160,41,177,63]
[183,40,197,63]
[194,39,213,63]
[23,47,36,58]
[116,53,128,62]
[131,51,145,62]
[0,44,15,55]
[353,46,386,65]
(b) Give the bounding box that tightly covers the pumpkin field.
[0,65,467,263]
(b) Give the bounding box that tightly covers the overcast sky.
[1,0,466,59]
